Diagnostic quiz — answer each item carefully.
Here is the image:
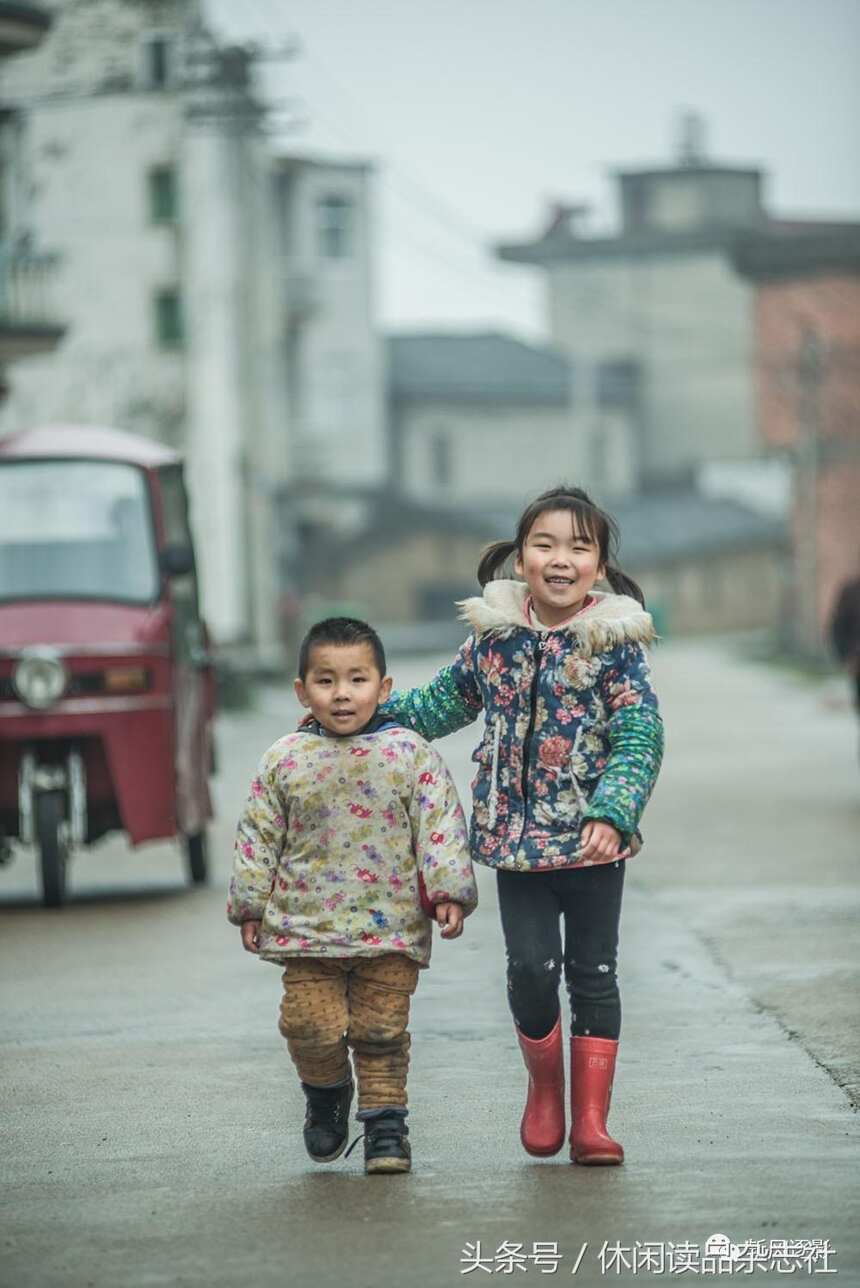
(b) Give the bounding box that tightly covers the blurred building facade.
[497,119,859,506]
[733,229,860,659]
[0,0,285,656]
[283,482,787,653]
[274,154,385,491]
[497,135,761,497]
[0,3,65,381]
[387,332,581,505]
[6,16,851,658]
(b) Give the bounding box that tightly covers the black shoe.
[360,1113,412,1175]
[301,1078,354,1163]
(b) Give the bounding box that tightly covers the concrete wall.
[639,546,787,636]
[547,250,758,490]
[0,80,185,442]
[316,528,482,625]
[395,399,583,507]
[279,160,385,488]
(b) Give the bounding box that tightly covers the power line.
[235,0,494,254]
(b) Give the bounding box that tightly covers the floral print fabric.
[227,728,478,967]
[385,586,664,873]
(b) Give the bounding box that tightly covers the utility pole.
[795,325,824,659]
[179,11,297,659]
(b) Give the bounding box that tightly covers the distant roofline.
[497,217,860,267]
[497,226,750,265]
[612,162,763,180]
[386,327,561,348]
[287,484,787,570]
[386,331,571,405]
[732,227,860,281]
[274,152,374,175]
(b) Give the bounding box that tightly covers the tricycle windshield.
[0,459,160,604]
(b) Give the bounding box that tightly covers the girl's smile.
[514,509,605,626]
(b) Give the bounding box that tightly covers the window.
[431,430,452,488]
[317,194,353,259]
[154,288,183,348]
[148,165,178,223]
[0,461,159,604]
[596,358,640,409]
[145,36,171,89]
[158,465,201,629]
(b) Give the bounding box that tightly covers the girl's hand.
[240,920,262,954]
[579,821,622,863]
[435,902,464,939]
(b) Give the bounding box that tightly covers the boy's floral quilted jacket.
[227,725,477,967]
[385,580,664,873]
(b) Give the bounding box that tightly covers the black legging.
[497,861,626,1041]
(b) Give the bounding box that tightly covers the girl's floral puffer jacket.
[385,581,664,873]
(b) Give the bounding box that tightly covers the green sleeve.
[582,704,664,840]
[581,641,664,840]
[381,637,483,741]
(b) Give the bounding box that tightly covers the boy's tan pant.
[279,954,420,1112]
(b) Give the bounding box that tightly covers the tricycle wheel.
[184,831,209,886]
[36,790,69,908]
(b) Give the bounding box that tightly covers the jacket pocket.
[551,726,592,814]
[471,716,503,830]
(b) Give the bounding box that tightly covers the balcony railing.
[0,246,65,359]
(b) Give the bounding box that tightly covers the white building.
[497,127,769,497]
[498,126,860,504]
[274,154,385,492]
[0,2,65,378]
[387,331,581,507]
[0,0,285,655]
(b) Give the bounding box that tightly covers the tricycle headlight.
[13,650,68,710]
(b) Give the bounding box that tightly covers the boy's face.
[295,642,392,736]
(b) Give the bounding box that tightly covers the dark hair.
[297,617,387,681]
[477,484,646,606]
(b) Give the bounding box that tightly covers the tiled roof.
[387,332,571,405]
[472,487,787,567]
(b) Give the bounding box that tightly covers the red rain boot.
[516,1016,565,1156]
[569,1036,624,1166]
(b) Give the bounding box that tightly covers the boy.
[228,617,478,1175]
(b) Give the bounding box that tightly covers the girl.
[384,485,663,1165]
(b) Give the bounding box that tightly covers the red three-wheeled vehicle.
[0,425,216,905]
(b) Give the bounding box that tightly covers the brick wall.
[754,273,860,654]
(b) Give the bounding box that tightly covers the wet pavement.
[1,638,858,1287]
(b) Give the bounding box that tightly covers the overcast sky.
[207,0,860,340]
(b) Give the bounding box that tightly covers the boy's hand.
[435,901,464,939]
[579,821,622,863]
[240,920,262,954]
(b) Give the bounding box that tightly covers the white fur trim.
[456,580,656,657]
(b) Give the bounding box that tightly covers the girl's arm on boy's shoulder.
[408,739,478,916]
[227,751,288,926]
[582,641,664,842]
[381,635,483,741]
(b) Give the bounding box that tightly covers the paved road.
[1,638,858,1288]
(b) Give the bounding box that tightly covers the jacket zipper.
[487,717,502,829]
[520,635,544,814]
[568,727,588,812]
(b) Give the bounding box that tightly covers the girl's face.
[514,508,605,626]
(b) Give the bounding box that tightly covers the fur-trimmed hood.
[457,579,656,658]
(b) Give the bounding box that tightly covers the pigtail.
[479,484,646,605]
[605,563,646,608]
[477,539,518,587]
